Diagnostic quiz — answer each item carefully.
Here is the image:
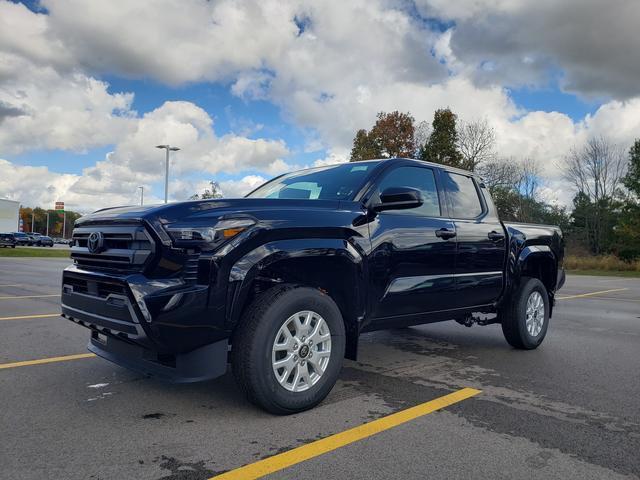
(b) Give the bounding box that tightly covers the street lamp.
[138,186,144,206]
[156,145,180,204]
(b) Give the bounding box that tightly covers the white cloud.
[219,175,268,198]
[0,159,152,212]
[415,0,640,98]
[0,54,135,154]
[40,0,298,85]
[313,149,349,167]
[0,100,288,211]
[0,2,136,153]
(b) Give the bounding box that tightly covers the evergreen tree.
[419,108,463,168]
[615,139,640,260]
[623,139,640,196]
[350,129,381,161]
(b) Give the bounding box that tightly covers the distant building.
[0,198,20,232]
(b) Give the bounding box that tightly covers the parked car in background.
[11,232,31,246]
[0,233,17,248]
[39,236,54,247]
[26,233,42,246]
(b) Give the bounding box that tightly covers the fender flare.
[504,245,558,304]
[225,238,366,359]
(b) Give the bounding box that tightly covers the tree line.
[350,109,640,261]
[18,207,82,238]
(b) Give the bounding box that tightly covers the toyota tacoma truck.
[61,158,565,414]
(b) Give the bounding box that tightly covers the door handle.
[488,230,505,241]
[435,228,456,240]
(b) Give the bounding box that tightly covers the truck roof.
[368,157,482,178]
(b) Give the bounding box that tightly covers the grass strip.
[0,247,70,258]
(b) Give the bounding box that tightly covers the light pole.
[46,211,50,236]
[138,186,144,206]
[156,145,180,203]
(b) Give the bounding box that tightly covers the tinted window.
[247,163,374,201]
[373,166,441,217]
[443,172,483,219]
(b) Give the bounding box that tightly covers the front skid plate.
[88,334,228,383]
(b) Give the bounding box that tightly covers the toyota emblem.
[87,231,105,254]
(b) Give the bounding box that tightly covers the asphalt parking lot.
[1,258,639,480]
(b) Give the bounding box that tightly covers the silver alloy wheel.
[525,291,545,337]
[271,310,332,392]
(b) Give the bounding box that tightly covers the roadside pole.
[55,201,65,239]
[46,212,50,236]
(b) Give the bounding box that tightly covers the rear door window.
[442,172,484,219]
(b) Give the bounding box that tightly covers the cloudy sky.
[1,0,640,211]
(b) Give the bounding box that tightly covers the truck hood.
[76,198,351,227]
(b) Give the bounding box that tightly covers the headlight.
[166,218,255,249]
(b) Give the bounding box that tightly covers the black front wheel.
[501,277,550,349]
[232,285,345,414]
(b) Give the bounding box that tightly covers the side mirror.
[374,187,423,212]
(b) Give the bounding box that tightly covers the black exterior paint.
[60,158,564,381]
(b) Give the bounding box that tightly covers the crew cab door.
[441,171,506,308]
[366,165,457,323]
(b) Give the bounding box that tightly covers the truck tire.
[231,285,346,414]
[501,276,549,350]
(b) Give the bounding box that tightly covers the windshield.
[247,163,374,201]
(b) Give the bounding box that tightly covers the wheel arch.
[226,238,366,360]
[518,246,557,292]
[503,245,558,316]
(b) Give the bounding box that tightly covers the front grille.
[61,271,138,334]
[63,275,127,299]
[71,224,154,272]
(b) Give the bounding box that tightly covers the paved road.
[1,258,638,479]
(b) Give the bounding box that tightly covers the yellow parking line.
[0,353,95,370]
[582,296,640,303]
[557,288,628,300]
[0,294,60,300]
[211,387,481,480]
[0,313,60,321]
[0,284,22,287]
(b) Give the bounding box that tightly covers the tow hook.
[455,313,500,327]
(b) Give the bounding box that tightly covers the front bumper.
[88,331,227,383]
[61,264,230,381]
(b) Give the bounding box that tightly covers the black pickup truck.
[61,158,565,413]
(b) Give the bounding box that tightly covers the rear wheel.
[232,285,345,414]
[501,277,549,349]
